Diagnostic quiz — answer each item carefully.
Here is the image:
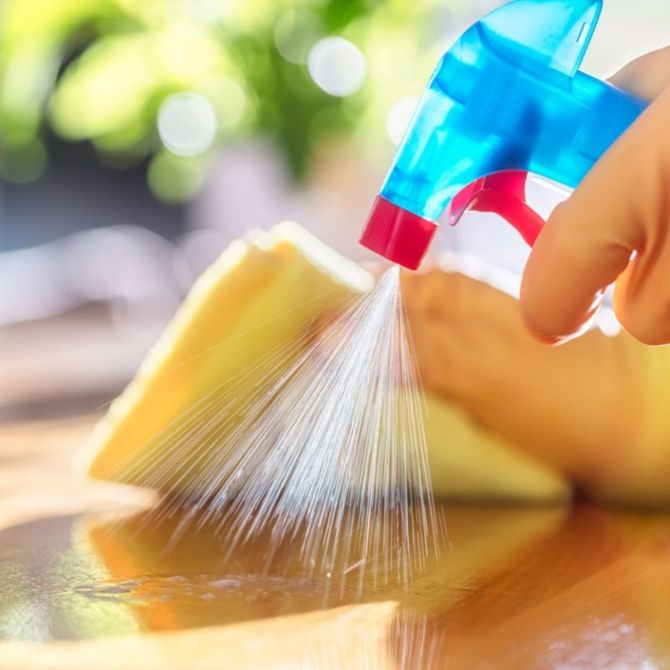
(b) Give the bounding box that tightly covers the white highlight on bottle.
[386,96,420,146]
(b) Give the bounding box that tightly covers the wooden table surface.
[3,414,670,670]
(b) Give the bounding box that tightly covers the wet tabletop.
[3,415,670,669]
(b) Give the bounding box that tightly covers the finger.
[609,45,670,100]
[401,267,468,320]
[607,46,670,344]
[405,310,469,395]
[520,208,632,344]
[400,267,439,319]
[402,269,530,406]
[614,245,670,346]
[521,85,670,343]
[402,266,518,323]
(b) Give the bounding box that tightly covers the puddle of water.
[0,502,565,645]
[4,502,670,668]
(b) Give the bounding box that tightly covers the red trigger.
[447,170,545,247]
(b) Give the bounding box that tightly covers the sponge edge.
[77,222,569,503]
[422,394,569,502]
[76,223,373,485]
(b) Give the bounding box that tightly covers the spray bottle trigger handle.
[446,171,544,247]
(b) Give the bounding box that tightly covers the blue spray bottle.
[359,0,647,269]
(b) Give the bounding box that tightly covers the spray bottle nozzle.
[360,0,647,270]
[359,197,437,271]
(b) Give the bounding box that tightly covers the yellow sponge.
[78,222,568,502]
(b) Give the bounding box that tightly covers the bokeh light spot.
[307,37,367,97]
[158,92,218,157]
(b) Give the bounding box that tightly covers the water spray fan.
[359,0,647,270]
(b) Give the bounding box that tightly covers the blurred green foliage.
[0,0,457,201]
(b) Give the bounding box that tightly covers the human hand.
[402,262,670,503]
[520,46,670,345]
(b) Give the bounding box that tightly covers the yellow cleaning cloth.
[78,222,568,502]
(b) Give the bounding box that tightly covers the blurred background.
[1,0,669,420]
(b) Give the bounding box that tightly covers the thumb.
[521,54,670,344]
